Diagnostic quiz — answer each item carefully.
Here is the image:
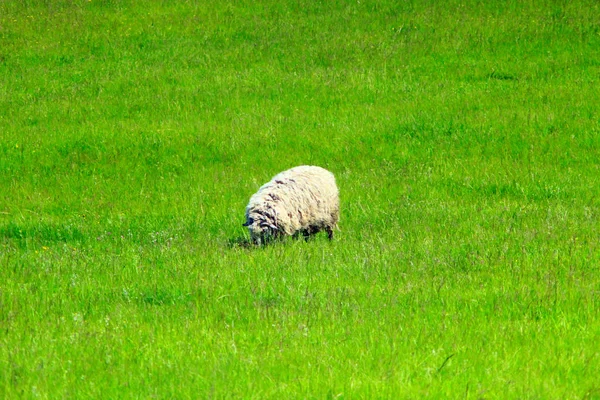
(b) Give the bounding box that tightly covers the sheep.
[243,165,340,245]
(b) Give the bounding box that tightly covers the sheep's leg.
[302,230,311,241]
[326,227,334,240]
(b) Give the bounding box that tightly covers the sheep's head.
[243,211,279,245]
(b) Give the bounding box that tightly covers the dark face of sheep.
[243,215,278,245]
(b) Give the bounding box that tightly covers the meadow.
[1,0,599,397]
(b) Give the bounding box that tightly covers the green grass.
[1,0,600,397]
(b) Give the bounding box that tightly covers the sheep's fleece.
[244,165,339,244]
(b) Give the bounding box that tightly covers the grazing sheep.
[243,165,339,245]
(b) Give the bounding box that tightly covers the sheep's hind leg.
[325,226,334,240]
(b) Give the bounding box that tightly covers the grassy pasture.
[1,0,600,398]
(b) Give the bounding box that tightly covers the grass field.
[1,0,600,398]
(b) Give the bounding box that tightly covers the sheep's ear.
[262,222,277,230]
[242,221,250,227]
[243,217,254,227]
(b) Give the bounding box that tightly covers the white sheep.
[243,165,340,244]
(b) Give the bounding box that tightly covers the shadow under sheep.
[227,231,333,249]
